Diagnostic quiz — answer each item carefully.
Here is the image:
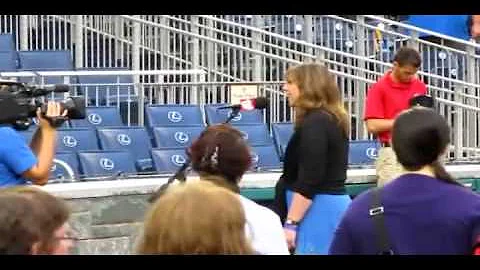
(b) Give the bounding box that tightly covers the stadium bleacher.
[97,126,154,172]
[18,102,382,181]
[0,33,15,52]
[0,51,18,71]
[1,15,473,185]
[76,67,136,106]
[69,106,124,128]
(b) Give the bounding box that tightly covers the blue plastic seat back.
[152,126,204,149]
[151,148,189,174]
[56,128,99,152]
[78,150,137,178]
[0,51,18,71]
[69,106,124,128]
[18,50,73,70]
[0,34,15,52]
[271,122,294,159]
[97,126,152,161]
[145,104,204,127]
[233,124,273,146]
[249,145,282,171]
[348,140,380,166]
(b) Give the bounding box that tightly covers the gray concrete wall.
[67,193,149,255]
[41,166,479,254]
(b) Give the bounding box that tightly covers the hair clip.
[210,146,219,167]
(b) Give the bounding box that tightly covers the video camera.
[0,80,86,130]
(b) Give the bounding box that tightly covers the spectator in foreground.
[187,124,289,255]
[329,108,480,255]
[136,181,255,255]
[0,186,73,254]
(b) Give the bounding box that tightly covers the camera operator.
[0,101,67,187]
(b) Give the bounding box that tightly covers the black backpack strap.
[369,187,394,255]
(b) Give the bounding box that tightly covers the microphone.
[217,97,268,111]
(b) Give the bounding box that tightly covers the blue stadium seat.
[96,126,153,171]
[77,150,137,178]
[249,145,282,171]
[151,148,189,174]
[18,122,69,143]
[17,50,75,90]
[204,103,263,125]
[69,106,124,128]
[0,34,15,52]
[152,126,203,149]
[49,151,80,183]
[348,140,380,166]
[145,104,204,127]
[271,122,294,159]
[233,124,274,146]
[56,128,99,152]
[17,50,73,70]
[76,68,136,105]
[0,51,18,71]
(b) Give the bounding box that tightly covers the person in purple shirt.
[329,108,480,255]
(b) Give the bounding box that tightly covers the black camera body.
[0,81,86,130]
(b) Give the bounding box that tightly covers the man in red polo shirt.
[364,47,427,186]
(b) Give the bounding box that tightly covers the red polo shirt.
[364,71,427,143]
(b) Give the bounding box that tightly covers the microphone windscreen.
[253,97,268,109]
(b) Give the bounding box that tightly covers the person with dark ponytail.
[329,108,480,255]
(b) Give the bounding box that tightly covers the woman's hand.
[284,227,297,251]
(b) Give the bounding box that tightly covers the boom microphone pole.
[148,97,268,203]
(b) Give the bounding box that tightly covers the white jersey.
[238,195,289,255]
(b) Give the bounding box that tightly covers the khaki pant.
[375,147,404,187]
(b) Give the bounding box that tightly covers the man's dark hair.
[393,47,422,68]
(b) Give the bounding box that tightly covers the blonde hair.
[286,63,349,136]
[137,181,255,254]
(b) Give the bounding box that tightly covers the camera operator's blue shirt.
[0,127,37,187]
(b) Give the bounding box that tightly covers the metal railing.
[4,67,480,160]
[1,15,480,159]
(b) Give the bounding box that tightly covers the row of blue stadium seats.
[49,144,282,182]
[26,103,266,130]
[21,124,277,164]
[0,49,73,71]
[23,122,380,181]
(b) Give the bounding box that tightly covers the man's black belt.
[381,142,391,147]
